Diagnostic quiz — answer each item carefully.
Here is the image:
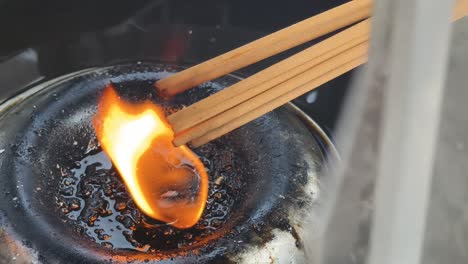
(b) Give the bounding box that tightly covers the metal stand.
[314,0,456,263]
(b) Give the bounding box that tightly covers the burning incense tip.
[93,84,208,228]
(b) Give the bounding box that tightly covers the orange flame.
[93,84,208,229]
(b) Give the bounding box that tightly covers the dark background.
[0,0,354,134]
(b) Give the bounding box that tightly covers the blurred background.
[0,0,354,136]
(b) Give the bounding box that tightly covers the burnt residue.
[0,63,327,263]
[55,139,242,252]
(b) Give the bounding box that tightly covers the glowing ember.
[93,84,208,228]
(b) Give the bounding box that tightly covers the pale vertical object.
[368,1,455,264]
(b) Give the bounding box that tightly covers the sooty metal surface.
[0,63,327,263]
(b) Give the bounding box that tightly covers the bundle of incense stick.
[156,0,468,147]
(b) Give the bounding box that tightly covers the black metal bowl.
[0,62,334,263]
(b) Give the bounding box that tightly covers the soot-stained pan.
[0,62,335,263]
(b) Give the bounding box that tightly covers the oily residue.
[55,137,243,252]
